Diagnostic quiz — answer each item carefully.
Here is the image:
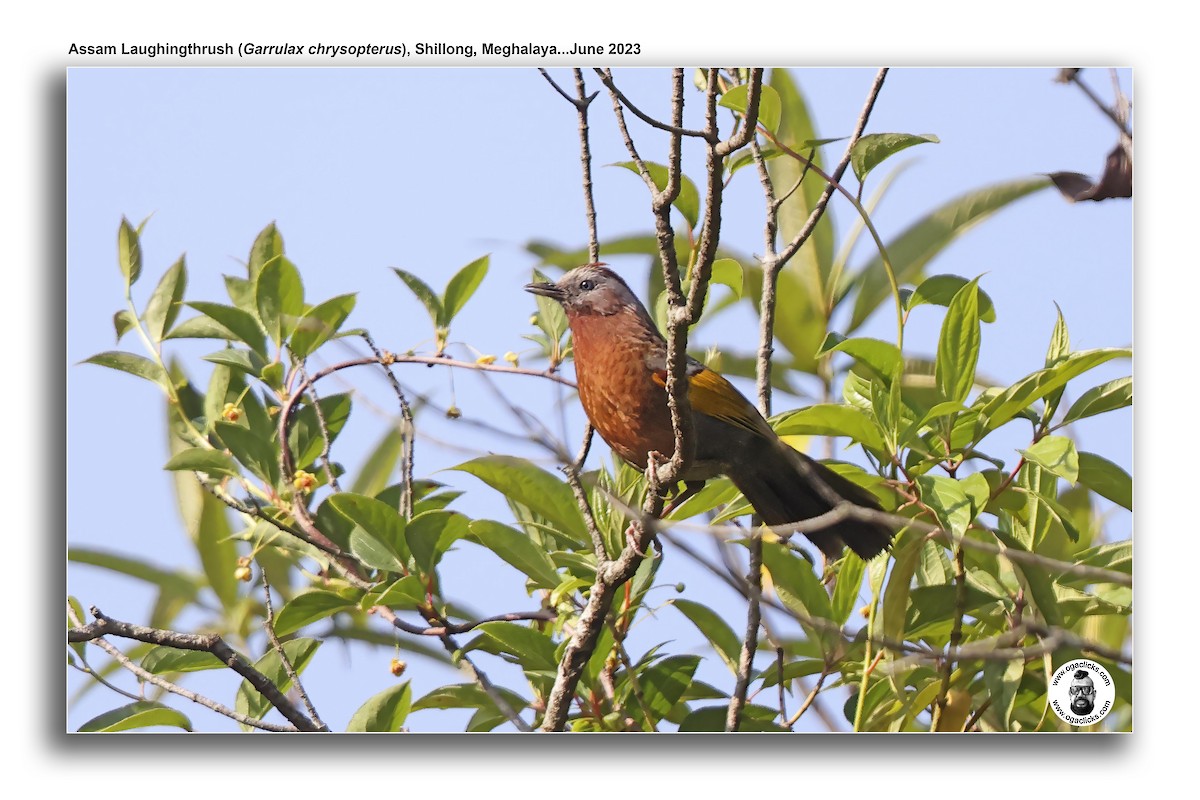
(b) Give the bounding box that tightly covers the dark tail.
[730,439,893,560]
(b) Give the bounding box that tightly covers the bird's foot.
[624,523,662,559]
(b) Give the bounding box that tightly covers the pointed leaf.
[247,223,285,281]
[907,274,996,323]
[288,293,357,359]
[850,133,939,183]
[441,255,489,326]
[142,256,188,342]
[163,447,240,478]
[255,257,305,347]
[936,277,982,404]
[392,268,444,325]
[1076,451,1132,511]
[214,420,280,487]
[347,682,412,732]
[84,351,171,392]
[1062,377,1132,425]
[467,519,562,591]
[117,216,142,289]
[183,299,268,357]
[672,599,742,675]
[451,455,586,543]
[140,647,225,674]
[329,492,411,568]
[273,590,357,637]
[1020,435,1079,483]
[772,403,887,452]
[79,701,192,733]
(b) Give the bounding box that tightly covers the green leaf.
[1045,302,1071,367]
[818,334,903,384]
[235,638,321,723]
[406,509,469,574]
[760,541,834,650]
[467,519,562,591]
[255,257,305,347]
[469,621,558,672]
[984,658,1024,731]
[849,176,1050,333]
[287,393,353,470]
[214,420,280,487]
[978,348,1131,436]
[935,277,982,404]
[83,351,170,392]
[392,268,444,325]
[112,309,137,342]
[672,599,742,675]
[202,364,232,435]
[247,222,285,281]
[142,256,188,342]
[907,274,996,323]
[274,590,357,637]
[165,314,237,343]
[772,404,887,452]
[79,701,192,733]
[710,258,744,298]
[915,474,974,537]
[1019,435,1079,483]
[881,528,925,644]
[362,575,426,610]
[117,216,142,289]
[1068,540,1132,579]
[1061,377,1132,425]
[347,682,412,732]
[288,293,357,359]
[679,703,784,732]
[850,133,939,183]
[717,81,782,132]
[612,161,701,230]
[451,455,587,544]
[162,447,240,478]
[639,654,701,719]
[1076,451,1132,511]
[202,347,267,375]
[224,274,259,316]
[329,492,411,569]
[412,683,528,715]
[830,554,866,625]
[140,646,225,674]
[441,255,489,326]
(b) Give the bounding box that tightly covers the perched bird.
[526,264,893,560]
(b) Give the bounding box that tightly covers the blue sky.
[66,67,1132,733]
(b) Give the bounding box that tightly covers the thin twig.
[263,580,324,729]
[69,606,322,731]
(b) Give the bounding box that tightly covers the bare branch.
[69,606,323,732]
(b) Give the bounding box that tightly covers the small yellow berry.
[389,658,408,677]
[221,402,241,422]
[504,351,519,367]
[292,470,317,495]
[476,354,497,365]
[529,314,540,326]
[234,565,253,582]
[446,405,462,419]
[859,605,872,619]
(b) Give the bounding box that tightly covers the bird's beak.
[524,281,565,301]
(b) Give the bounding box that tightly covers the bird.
[525,263,893,560]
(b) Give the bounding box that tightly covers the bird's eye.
[579,279,596,291]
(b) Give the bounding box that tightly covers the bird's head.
[525,264,645,318]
